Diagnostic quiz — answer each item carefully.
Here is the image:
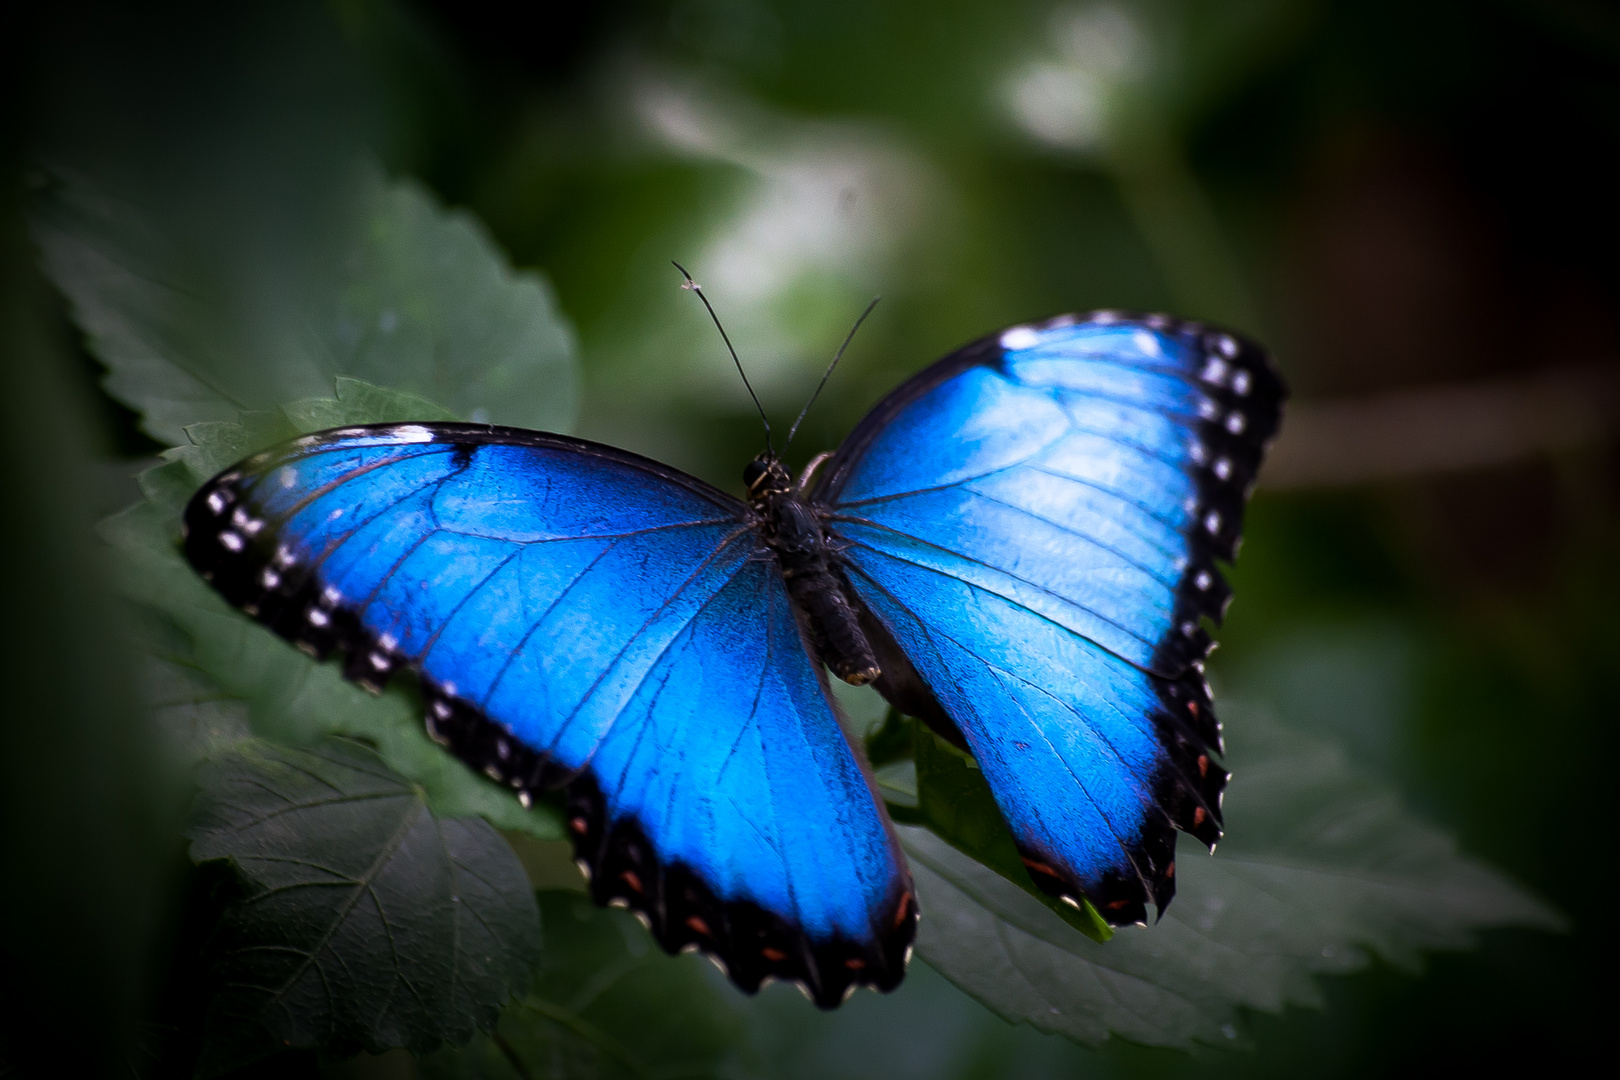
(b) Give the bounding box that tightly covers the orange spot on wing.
[893,891,914,929]
[1020,855,1059,878]
[619,869,643,893]
[685,915,711,937]
[761,946,787,963]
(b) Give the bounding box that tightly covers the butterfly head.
[744,455,792,502]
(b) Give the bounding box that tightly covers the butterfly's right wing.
[817,315,1284,925]
[184,424,913,1006]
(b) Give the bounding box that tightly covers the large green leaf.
[188,738,542,1076]
[33,162,578,444]
[98,380,565,837]
[421,892,755,1080]
[905,708,1563,1049]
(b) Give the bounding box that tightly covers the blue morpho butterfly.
[183,299,1284,1009]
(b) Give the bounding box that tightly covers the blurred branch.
[1261,361,1620,489]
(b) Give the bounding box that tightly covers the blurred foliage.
[187,738,541,1075]
[7,0,1620,1075]
[899,708,1558,1051]
[422,892,757,1080]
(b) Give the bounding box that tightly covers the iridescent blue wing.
[816,313,1285,925]
[184,424,914,1005]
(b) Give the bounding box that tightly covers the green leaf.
[905,708,1564,1049]
[327,168,578,430]
[862,704,915,768]
[421,892,754,1080]
[136,610,253,769]
[881,713,1112,943]
[96,376,560,835]
[101,431,565,837]
[34,162,578,445]
[188,738,541,1076]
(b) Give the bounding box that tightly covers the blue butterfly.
[183,310,1283,1007]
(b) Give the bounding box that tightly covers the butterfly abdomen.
[757,490,880,686]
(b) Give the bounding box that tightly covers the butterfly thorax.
[746,456,881,687]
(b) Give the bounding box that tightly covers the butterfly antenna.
[673,261,774,456]
[785,296,880,451]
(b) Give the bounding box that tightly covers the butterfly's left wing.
[816,313,1285,924]
[183,424,914,1006]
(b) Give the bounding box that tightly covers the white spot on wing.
[219,531,243,552]
[392,425,435,443]
[1000,326,1041,351]
[278,466,298,489]
[1132,329,1161,357]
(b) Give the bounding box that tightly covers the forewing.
[184,423,914,1005]
[818,314,1284,924]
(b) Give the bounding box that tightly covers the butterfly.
[182,309,1284,1008]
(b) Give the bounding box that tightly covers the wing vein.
[833,519,1161,663]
